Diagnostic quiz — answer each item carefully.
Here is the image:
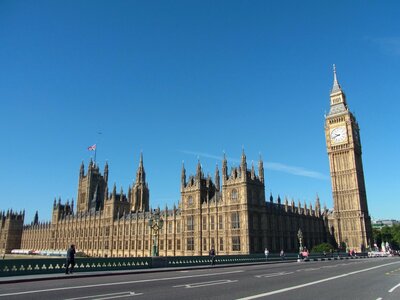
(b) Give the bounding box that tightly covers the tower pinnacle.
[331,64,342,94]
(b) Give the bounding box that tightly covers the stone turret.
[130,153,150,212]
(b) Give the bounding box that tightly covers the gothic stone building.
[1,67,371,256]
[1,151,329,257]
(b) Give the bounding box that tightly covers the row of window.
[188,212,240,231]
[187,189,262,205]
[49,236,241,252]
[51,221,183,239]
[188,236,240,251]
[33,213,241,240]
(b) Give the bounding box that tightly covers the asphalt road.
[0,257,399,300]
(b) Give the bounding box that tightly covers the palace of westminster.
[0,68,373,256]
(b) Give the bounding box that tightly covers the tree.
[372,225,400,250]
[311,243,334,253]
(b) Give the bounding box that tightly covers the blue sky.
[0,0,399,223]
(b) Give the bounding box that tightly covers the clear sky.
[0,0,399,224]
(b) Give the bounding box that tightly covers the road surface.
[0,257,399,299]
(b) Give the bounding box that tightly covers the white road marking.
[65,291,142,300]
[93,293,143,300]
[173,279,238,288]
[376,298,382,300]
[236,261,400,300]
[255,272,293,278]
[296,268,321,272]
[0,270,244,297]
[389,283,400,293]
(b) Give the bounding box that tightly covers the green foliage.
[372,225,400,250]
[339,241,347,251]
[311,243,334,253]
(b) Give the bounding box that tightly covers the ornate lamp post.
[148,209,164,257]
[297,228,303,261]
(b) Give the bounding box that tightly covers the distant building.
[372,219,400,230]
[1,67,372,256]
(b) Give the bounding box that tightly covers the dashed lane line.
[64,291,143,300]
[0,270,244,297]
[255,272,293,278]
[173,279,238,288]
[237,261,400,300]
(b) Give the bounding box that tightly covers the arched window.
[231,189,238,202]
[231,212,240,229]
[188,196,193,207]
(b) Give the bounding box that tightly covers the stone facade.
[0,211,24,254]
[1,151,329,257]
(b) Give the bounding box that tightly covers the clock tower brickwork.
[325,66,372,251]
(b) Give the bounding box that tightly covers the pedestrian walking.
[264,248,269,261]
[280,249,285,260]
[65,244,76,274]
[209,246,216,266]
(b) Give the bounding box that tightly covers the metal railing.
[0,252,368,277]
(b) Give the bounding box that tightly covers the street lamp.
[148,209,164,257]
[297,228,303,261]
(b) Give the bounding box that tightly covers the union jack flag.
[88,144,96,151]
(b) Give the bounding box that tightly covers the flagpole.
[96,131,102,165]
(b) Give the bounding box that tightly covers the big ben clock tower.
[325,65,372,252]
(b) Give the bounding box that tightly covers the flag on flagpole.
[88,144,97,151]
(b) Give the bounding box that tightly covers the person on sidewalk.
[209,246,216,266]
[264,248,269,261]
[280,249,285,260]
[65,244,76,274]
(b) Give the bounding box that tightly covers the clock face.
[330,126,347,144]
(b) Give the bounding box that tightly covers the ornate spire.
[33,210,39,225]
[104,161,109,183]
[331,64,342,94]
[241,148,247,173]
[315,194,321,208]
[215,163,220,191]
[80,161,84,178]
[112,183,117,199]
[196,159,202,179]
[258,153,264,183]
[181,161,186,188]
[120,186,124,201]
[222,152,228,181]
[241,147,246,164]
[136,152,146,184]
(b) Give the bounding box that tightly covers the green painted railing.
[0,252,368,277]
[0,257,152,277]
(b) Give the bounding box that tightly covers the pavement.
[0,255,369,284]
